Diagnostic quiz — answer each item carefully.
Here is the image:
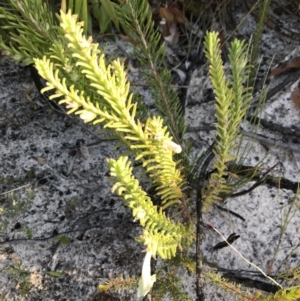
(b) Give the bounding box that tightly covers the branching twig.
[208,222,283,289]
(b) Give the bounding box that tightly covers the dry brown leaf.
[160,18,170,37]
[159,5,187,24]
[169,6,187,24]
[164,22,179,46]
[173,68,186,82]
[34,156,46,165]
[291,81,300,108]
[159,7,175,23]
[268,56,300,78]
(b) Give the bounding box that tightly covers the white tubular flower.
[65,101,78,109]
[133,207,146,222]
[137,251,156,297]
[78,111,97,123]
[65,101,81,114]
[59,99,81,114]
[163,140,182,153]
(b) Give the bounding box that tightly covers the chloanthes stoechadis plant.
[2,1,298,299]
[201,32,253,211]
[32,10,193,296]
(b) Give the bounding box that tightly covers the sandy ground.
[1,1,300,300]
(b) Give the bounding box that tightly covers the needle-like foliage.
[0,1,298,300]
[108,156,191,258]
[0,0,57,64]
[114,0,186,145]
[32,10,192,259]
[34,10,186,210]
[202,32,252,211]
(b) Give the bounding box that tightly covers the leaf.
[100,0,120,32]
[268,56,300,78]
[60,0,67,13]
[213,233,240,250]
[163,22,179,46]
[46,271,64,278]
[159,6,187,24]
[291,81,300,108]
[168,6,187,24]
[33,156,46,165]
[173,68,186,83]
[97,6,112,34]
[159,7,175,23]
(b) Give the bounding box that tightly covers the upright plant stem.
[196,195,205,301]
[248,0,271,87]
[195,147,214,301]
[121,0,183,144]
